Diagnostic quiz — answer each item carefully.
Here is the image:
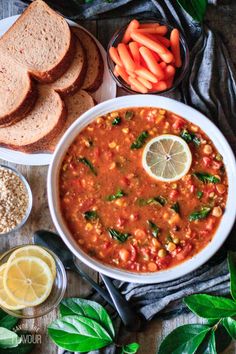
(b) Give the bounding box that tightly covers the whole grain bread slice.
[0,86,66,153]
[46,90,95,152]
[0,52,37,126]
[72,27,104,92]
[1,0,74,83]
[49,37,87,96]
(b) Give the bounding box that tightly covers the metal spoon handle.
[71,260,114,307]
[101,274,142,332]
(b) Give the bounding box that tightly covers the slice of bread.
[49,37,87,96]
[0,52,37,126]
[0,86,66,153]
[1,0,74,83]
[46,90,95,152]
[72,27,104,92]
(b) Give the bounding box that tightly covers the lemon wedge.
[142,134,192,182]
[7,245,56,279]
[0,263,25,310]
[3,256,54,307]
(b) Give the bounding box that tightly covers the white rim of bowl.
[47,95,236,284]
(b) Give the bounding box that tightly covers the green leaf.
[0,310,19,330]
[106,189,126,201]
[107,228,131,243]
[171,202,180,214]
[78,157,97,176]
[0,328,21,349]
[83,210,98,221]
[193,172,220,184]
[202,331,216,354]
[112,117,121,126]
[0,332,35,354]
[180,130,200,146]
[138,196,166,207]
[197,191,203,199]
[48,315,113,352]
[189,207,211,221]
[227,251,236,301]
[177,0,208,22]
[121,342,140,354]
[184,294,236,319]
[125,111,134,120]
[131,131,149,149]
[59,298,115,338]
[214,323,232,353]
[222,317,236,339]
[158,324,210,354]
[147,220,160,238]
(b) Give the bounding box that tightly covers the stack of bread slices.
[0,0,104,153]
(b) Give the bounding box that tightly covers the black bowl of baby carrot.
[107,18,189,94]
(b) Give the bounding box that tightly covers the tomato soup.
[59,107,228,273]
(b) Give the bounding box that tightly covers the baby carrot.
[135,26,168,36]
[122,19,140,44]
[113,66,119,77]
[129,42,141,65]
[136,76,152,89]
[139,46,165,80]
[165,64,176,78]
[117,43,136,72]
[166,76,174,89]
[109,47,123,67]
[155,35,170,47]
[151,81,168,92]
[159,61,167,69]
[135,67,158,83]
[140,23,160,28]
[127,70,136,78]
[115,65,130,84]
[130,31,174,63]
[128,76,148,93]
[170,29,182,68]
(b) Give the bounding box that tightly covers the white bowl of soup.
[47,95,236,283]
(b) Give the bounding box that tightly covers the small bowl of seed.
[0,165,32,236]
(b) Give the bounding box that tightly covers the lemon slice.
[142,134,192,182]
[8,245,56,279]
[0,264,25,310]
[3,256,54,307]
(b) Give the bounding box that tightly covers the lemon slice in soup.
[142,135,192,182]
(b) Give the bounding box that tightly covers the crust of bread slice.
[45,90,95,152]
[0,52,38,126]
[1,0,74,83]
[72,27,104,92]
[49,37,87,96]
[0,86,66,153]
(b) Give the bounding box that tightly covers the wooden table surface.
[0,1,235,353]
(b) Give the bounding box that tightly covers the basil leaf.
[121,342,140,354]
[158,324,210,354]
[203,331,216,354]
[112,117,121,126]
[78,157,97,176]
[171,202,180,214]
[197,191,203,199]
[222,317,236,339]
[0,328,21,349]
[147,220,160,238]
[214,324,232,353]
[193,172,220,184]
[106,189,126,201]
[227,251,236,301]
[131,131,148,149]
[0,310,18,330]
[83,210,98,221]
[189,207,211,221]
[184,294,236,319]
[177,0,207,22]
[59,298,115,339]
[125,111,134,120]
[180,130,200,146]
[48,315,113,352]
[108,228,131,243]
[138,196,166,207]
